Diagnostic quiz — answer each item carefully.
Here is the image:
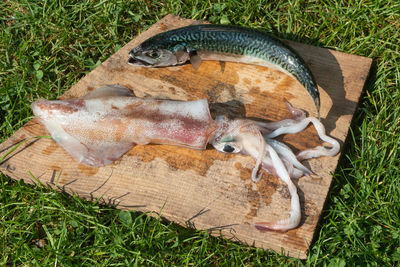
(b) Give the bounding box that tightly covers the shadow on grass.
[308,59,377,252]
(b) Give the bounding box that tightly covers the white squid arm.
[265,117,340,160]
[260,154,305,179]
[284,160,308,179]
[261,155,304,179]
[262,156,306,179]
[295,118,340,160]
[254,102,306,132]
[236,123,309,182]
[251,130,267,182]
[254,144,301,232]
[266,139,312,177]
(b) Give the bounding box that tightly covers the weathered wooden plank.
[0,15,372,258]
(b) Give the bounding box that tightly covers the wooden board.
[0,15,372,258]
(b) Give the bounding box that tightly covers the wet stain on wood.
[280,128,324,154]
[132,61,241,101]
[159,22,169,31]
[276,183,291,200]
[256,174,280,205]
[235,162,280,219]
[78,163,99,176]
[277,76,296,92]
[42,142,59,155]
[245,86,293,119]
[24,119,49,136]
[243,78,251,85]
[235,162,252,181]
[302,199,318,229]
[51,165,61,171]
[207,81,236,103]
[128,144,235,176]
[167,86,176,94]
[245,183,260,219]
[50,165,69,184]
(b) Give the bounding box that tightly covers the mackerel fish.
[128,24,320,116]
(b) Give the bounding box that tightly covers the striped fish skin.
[129,24,320,115]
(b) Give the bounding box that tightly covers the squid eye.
[211,139,241,154]
[223,144,236,153]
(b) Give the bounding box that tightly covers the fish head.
[128,43,190,67]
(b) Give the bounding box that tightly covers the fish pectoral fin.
[174,49,189,64]
[189,50,202,71]
[82,85,134,99]
[42,119,135,167]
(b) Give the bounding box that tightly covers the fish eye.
[146,50,161,58]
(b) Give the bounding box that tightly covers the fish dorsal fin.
[83,85,134,99]
[198,25,245,33]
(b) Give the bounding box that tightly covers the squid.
[31,85,340,232]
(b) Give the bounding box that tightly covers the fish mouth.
[127,56,152,66]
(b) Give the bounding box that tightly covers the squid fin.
[82,142,136,167]
[42,117,135,167]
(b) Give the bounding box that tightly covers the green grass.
[1,0,399,265]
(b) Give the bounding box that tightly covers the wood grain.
[0,15,372,259]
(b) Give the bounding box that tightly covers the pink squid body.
[31,85,218,166]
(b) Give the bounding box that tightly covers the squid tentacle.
[296,117,340,160]
[266,117,311,138]
[290,167,308,179]
[255,102,306,132]
[236,111,338,231]
[281,158,309,179]
[266,139,312,177]
[254,144,301,232]
[251,129,267,182]
[261,154,306,179]
[214,116,335,231]
[263,116,339,161]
